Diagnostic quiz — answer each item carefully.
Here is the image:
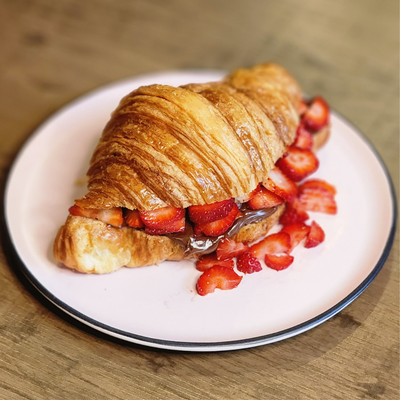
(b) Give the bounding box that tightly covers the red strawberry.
[263,166,297,202]
[249,232,291,259]
[195,203,239,236]
[196,266,242,296]
[188,198,234,224]
[216,238,249,260]
[69,205,123,227]
[247,186,284,210]
[298,99,308,116]
[264,254,294,271]
[297,186,337,214]
[303,96,330,132]
[236,252,262,274]
[196,253,234,272]
[145,216,185,235]
[279,201,309,225]
[298,179,337,196]
[139,206,185,228]
[276,146,319,182]
[305,221,325,248]
[125,209,145,228]
[294,123,314,151]
[281,223,310,252]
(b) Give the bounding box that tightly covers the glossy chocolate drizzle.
[167,206,277,257]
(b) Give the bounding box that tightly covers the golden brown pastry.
[53,63,330,274]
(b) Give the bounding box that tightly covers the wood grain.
[0,0,398,399]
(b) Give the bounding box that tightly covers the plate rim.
[3,71,398,352]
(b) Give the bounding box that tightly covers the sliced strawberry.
[264,254,294,271]
[139,206,185,229]
[298,179,337,196]
[279,200,309,225]
[298,98,308,116]
[305,221,325,248]
[69,205,123,227]
[236,252,262,274]
[196,266,242,296]
[249,232,291,259]
[277,146,319,182]
[195,203,239,237]
[263,166,297,202]
[188,198,234,224]
[216,238,249,260]
[196,253,234,272]
[247,186,284,210]
[281,223,310,252]
[297,186,337,214]
[294,123,314,150]
[303,96,330,132]
[145,216,185,235]
[125,209,145,228]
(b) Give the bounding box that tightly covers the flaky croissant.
[53,63,329,274]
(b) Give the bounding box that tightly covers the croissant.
[54,63,330,274]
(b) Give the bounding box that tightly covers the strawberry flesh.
[69,205,123,227]
[263,166,297,202]
[125,209,145,228]
[293,123,314,150]
[247,186,284,210]
[280,223,310,253]
[188,198,234,224]
[139,206,185,229]
[305,221,325,248]
[264,254,294,271]
[236,252,262,274]
[196,266,242,296]
[297,186,337,214]
[195,203,239,236]
[298,179,337,196]
[196,253,234,272]
[279,200,309,225]
[249,232,291,259]
[276,146,319,182]
[216,238,249,260]
[303,96,330,132]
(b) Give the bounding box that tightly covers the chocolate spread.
[166,206,277,257]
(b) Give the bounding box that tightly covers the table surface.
[0,0,398,399]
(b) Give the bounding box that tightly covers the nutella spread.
[167,206,277,257]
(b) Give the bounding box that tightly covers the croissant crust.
[75,63,301,211]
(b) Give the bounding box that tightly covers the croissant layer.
[75,63,301,211]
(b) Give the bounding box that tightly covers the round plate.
[4,71,397,352]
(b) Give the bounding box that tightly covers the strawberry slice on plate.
[279,200,309,225]
[249,232,291,259]
[298,179,337,196]
[196,253,234,272]
[281,223,310,253]
[264,254,294,271]
[195,203,239,237]
[188,198,234,224]
[305,221,325,248]
[263,166,297,202]
[69,205,123,227]
[293,123,314,151]
[216,238,249,260]
[236,252,262,274]
[125,209,145,228]
[276,146,319,182]
[196,266,242,296]
[303,96,330,132]
[297,186,337,214]
[139,206,185,228]
[247,186,284,210]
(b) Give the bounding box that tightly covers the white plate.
[5,71,397,352]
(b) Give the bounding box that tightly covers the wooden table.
[0,1,398,399]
